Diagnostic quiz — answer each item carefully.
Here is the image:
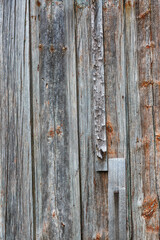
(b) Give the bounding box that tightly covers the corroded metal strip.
[108,158,126,240]
[91,0,107,169]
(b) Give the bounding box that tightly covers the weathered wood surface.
[76,0,108,239]
[125,0,160,239]
[1,0,160,239]
[30,0,81,239]
[91,0,107,170]
[0,0,33,239]
[103,0,127,238]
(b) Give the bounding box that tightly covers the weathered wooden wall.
[0,0,160,239]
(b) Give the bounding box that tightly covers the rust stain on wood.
[36,0,41,7]
[125,1,132,8]
[142,197,158,220]
[146,41,155,49]
[137,9,151,19]
[96,233,101,240]
[146,225,159,233]
[56,126,62,135]
[156,134,160,142]
[47,128,55,138]
[38,44,43,51]
[47,126,62,138]
[50,45,55,53]
[140,80,154,88]
[106,121,113,133]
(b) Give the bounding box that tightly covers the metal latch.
[108,158,126,240]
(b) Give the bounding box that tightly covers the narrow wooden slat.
[103,0,126,164]
[150,0,160,237]
[91,0,107,171]
[0,0,33,239]
[151,1,160,236]
[108,158,126,240]
[76,0,108,239]
[0,1,4,238]
[30,0,81,239]
[103,0,127,236]
[125,1,159,239]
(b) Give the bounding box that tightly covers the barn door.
[0,0,160,239]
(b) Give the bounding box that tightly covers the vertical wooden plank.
[30,0,81,239]
[108,158,126,240]
[103,0,126,165]
[103,0,127,237]
[76,0,108,239]
[0,1,4,238]
[0,0,33,239]
[125,0,159,239]
[91,0,107,171]
[150,0,160,237]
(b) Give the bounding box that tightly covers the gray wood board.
[103,0,127,238]
[30,0,81,239]
[125,0,159,239]
[0,0,33,239]
[76,0,108,239]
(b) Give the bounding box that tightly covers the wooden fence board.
[76,0,108,239]
[0,0,33,239]
[125,1,159,239]
[103,0,127,237]
[30,0,81,239]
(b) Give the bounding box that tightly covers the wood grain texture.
[150,1,160,238]
[103,0,127,237]
[1,0,160,239]
[125,0,159,239]
[30,0,81,239]
[0,0,33,239]
[76,0,108,239]
[91,0,107,164]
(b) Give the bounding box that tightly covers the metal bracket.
[95,155,108,172]
[108,158,126,240]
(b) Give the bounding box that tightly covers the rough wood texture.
[0,0,33,239]
[91,0,107,165]
[1,0,160,239]
[108,158,126,240]
[125,0,159,239]
[30,0,81,239]
[76,0,108,239]
[103,0,127,237]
